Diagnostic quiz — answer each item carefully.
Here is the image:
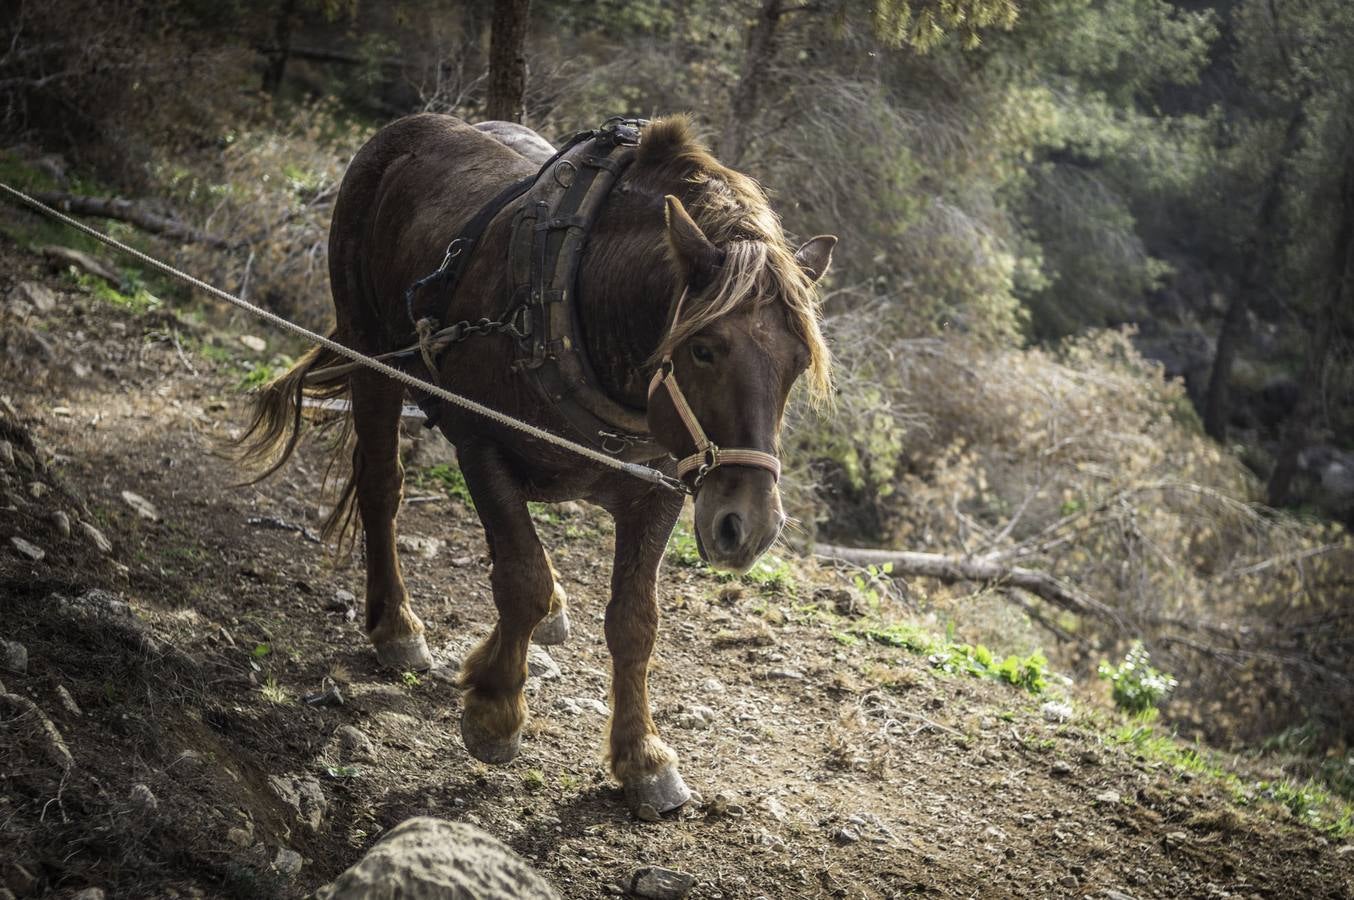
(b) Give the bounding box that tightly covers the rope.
[0,182,688,495]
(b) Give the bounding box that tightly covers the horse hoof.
[624,764,692,817]
[532,607,571,645]
[374,634,432,672]
[461,714,522,765]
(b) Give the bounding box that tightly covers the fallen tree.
[812,542,1123,625]
[29,191,234,249]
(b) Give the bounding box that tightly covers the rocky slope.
[1,236,1351,899]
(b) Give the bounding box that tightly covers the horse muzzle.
[692,467,784,574]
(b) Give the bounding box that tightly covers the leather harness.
[403,118,781,491]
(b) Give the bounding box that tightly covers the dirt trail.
[1,238,1350,899]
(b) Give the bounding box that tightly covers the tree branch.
[28,191,236,250]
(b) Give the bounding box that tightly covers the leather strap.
[645,289,782,488]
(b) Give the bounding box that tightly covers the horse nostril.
[716,512,744,553]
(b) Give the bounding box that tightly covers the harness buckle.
[692,444,720,488]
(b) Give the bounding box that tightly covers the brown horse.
[238,114,834,815]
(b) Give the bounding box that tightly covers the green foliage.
[1098,641,1178,714]
[665,523,797,594]
[854,620,1048,693]
[419,464,474,507]
[401,670,421,689]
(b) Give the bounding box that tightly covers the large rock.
[315,817,558,900]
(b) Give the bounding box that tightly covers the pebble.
[120,490,159,521]
[325,589,355,612]
[1051,760,1073,776]
[1059,875,1079,889]
[55,684,82,716]
[1095,789,1122,805]
[13,281,58,313]
[755,830,786,851]
[396,533,442,559]
[766,667,804,680]
[556,697,608,716]
[557,500,585,517]
[700,677,725,694]
[10,536,44,561]
[834,826,861,844]
[273,847,303,878]
[527,646,561,680]
[226,826,253,848]
[675,704,717,729]
[758,796,787,822]
[78,520,113,553]
[239,335,267,352]
[130,783,158,813]
[1,640,27,674]
[336,725,376,762]
[51,510,71,537]
[628,865,695,900]
[1041,700,1073,722]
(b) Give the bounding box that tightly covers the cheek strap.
[647,359,782,489]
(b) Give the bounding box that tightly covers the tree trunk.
[30,191,234,249]
[812,543,1122,624]
[261,0,298,95]
[721,0,784,166]
[485,0,530,123]
[1203,106,1305,441]
[1267,129,1354,506]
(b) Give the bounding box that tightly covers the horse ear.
[664,195,723,287]
[795,235,837,282]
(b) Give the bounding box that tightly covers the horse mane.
[634,115,832,402]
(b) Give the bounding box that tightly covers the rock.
[1051,761,1073,777]
[337,725,376,763]
[315,817,559,899]
[0,692,72,770]
[675,705,717,729]
[0,440,12,467]
[9,536,44,562]
[1041,701,1073,723]
[1102,891,1139,900]
[71,889,105,900]
[755,830,786,851]
[1,640,27,674]
[758,796,787,822]
[226,826,254,848]
[268,774,327,832]
[326,589,356,612]
[55,684,81,716]
[11,281,58,314]
[78,520,113,553]
[557,500,585,517]
[129,783,158,814]
[273,847,304,878]
[765,667,804,680]
[120,490,159,521]
[239,335,267,353]
[557,697,608,716]
[26,481,47,499]
[833,826,861,844]
[628,865,695,900]
[1095,789,1122,805]
[700,677,726,694]
[50,510,71,537]
[396,534,442,559]
[526,646,561,680]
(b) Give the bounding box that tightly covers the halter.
[646,289,783,490]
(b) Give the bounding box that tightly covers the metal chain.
[0,182,689,495]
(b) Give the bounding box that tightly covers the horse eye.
[690,343,716,366]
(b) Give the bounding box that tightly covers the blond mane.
[636,116,832,401]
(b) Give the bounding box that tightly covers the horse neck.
[576,201,676,409]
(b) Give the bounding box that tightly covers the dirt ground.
[1,236,1351,899]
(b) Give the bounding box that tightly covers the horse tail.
[233,340,351,485]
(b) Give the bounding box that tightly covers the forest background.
[1,0,1350,806]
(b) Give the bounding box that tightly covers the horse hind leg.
[455,442,554,764]
[531,549,571,646]
[349,368,431,671]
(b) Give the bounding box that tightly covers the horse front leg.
[605,489,690,816]
[455,441,554,764]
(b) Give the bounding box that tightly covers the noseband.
[646,289,782,490]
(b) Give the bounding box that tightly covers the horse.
[236,113,835,815]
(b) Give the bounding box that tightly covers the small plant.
[260,676,288,704]
[420,463,474,506]
[1099,641,1178,714]
[401,670,421,689]
[521,768,546,792]
[252,642,272,659]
